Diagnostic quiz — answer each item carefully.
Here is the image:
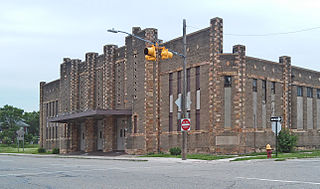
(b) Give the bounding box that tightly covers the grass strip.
[140,153,234,160]
[232,150,320,161]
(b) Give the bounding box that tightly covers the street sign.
[16,127,25,152]
[270,116,282,122]
[181,118,191,131]
[175,94,182,111]
[270,116,282,157]
[272,122,282,135]
[16,128,25,140]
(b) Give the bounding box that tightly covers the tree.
[23,111,39,136]
[0,105,40,144]
[0,105,24,142]
[0,105,24,130]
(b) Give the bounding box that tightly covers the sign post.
[16,128,25,153]
[270,116,282,157]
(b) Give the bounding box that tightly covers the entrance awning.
[48,109,132,123]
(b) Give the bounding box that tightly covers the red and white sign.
[181,118,191,131]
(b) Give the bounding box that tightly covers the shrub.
[38,147,46,153]
[169,147,181,155]
[277,129,298,153]
[52,148,60,154]
[2,136,12,145]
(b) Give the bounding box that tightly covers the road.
[0,155,319,189]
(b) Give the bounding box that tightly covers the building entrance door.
[80,123,85,151]
[97,120,103,151]
[117,119,126,151]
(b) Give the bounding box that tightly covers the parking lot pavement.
[0,155,320,189]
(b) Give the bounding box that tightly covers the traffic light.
[161,48,173,59]
[144,45,156,61]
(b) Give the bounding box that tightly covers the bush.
[2,136,12,145]
[38,147,46,153]
[169,147,181,155]
[52,148,59,154]
[277,129,298,153]
[24,133,33,143]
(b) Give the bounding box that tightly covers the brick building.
[40,17,320,154]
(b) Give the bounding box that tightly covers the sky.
[1,0,320,112]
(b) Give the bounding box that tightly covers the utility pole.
[182,19,187,160]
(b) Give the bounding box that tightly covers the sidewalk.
[0,152,240,163]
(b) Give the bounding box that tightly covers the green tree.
[23,111,39,136]
[0,105,24,142]
[0,105,24,130]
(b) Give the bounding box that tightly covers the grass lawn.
[0,144,43,154]
[141,150,320,161]
[140,153,235,160]
[232,150,320,161]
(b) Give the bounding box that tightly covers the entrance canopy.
[48,109,132,123]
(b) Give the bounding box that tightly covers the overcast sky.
[1,0,320,112]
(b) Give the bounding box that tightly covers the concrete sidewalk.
[0,152,241,163]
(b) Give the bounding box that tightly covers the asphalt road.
[0,155,320,189]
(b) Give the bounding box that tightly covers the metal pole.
[23,135,24,152]
[182,19,187,160]
[18,138,19,152]
[275,121,278,157]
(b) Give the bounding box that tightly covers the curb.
[0,153,148,162]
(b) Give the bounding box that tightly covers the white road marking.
[237,177,320,185]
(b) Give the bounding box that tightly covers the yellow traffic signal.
[161,48,173,59]
[144,45,156,61]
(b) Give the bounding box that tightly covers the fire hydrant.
[266,144,272,159]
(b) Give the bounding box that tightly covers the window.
[252,79,257,92]
[134,115,137,133]
[52,102,54,117]
[46,103,48,117]
[169,73,173,95]
[297,86,303,97]
[262,80,267,102]
[187,68,190,92]
[56,101,58,116]
[177,71,182,94]
[271,82,275,94]
[196,110,200,130]
[307,87,313,98]
[196,67,200,90]
[48,102,51,117]
[317,89,320,99]
[169,73,173,132]
[55,125,58,139]
[196,66,201,130]
[224,76,232,87]
[169,113,173,132]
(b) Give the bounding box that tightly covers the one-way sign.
[270,116,282,122]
